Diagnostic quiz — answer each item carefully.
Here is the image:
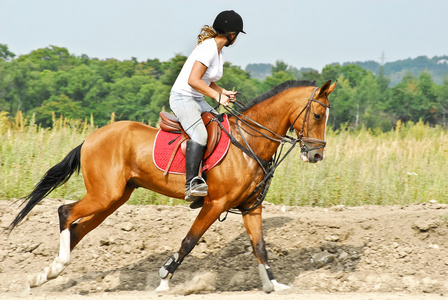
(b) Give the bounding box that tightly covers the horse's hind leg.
[30,186,133,287]
[242,205,290,293]
[29,201,78,287]
[69,187,134,249]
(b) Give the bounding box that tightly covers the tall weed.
[268,121,448,206]
[1,113,447,206]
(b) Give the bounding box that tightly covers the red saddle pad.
[153,115,231,175]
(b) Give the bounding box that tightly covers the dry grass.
[269,120,448,206]
[1,113,447,207]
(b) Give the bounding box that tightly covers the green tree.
[218,62,250,91]
[271,60,288,74]
[355,73,383,128]
[0,44,16,61]
[262,71,295,92]
[9,59,39,113]
[0,59,11,111]
[17,46,78,71]
[301,69,322,83]
[416,71,438,124]
[91,58,137,83]
[160,54,187,86]
[329,77,354,129]
[435,76,448,127]
[322,64,341,84]
[61,65,103,104]
[98,75,160,124]
[387,73,417,123]
[33,94,84,126]
[146,58,164,79]
[377,65,390,93]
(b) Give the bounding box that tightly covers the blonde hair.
[197,25,218,45]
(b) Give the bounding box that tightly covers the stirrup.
[185,176,208,200]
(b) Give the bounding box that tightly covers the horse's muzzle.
[301,151,323,163]
[310,152,323,163]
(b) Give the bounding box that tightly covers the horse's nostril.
[314,153,322,160]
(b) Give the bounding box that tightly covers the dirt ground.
[1,198,448,300]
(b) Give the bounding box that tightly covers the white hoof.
[155,278,170,292]
[272,279,290,291]
[48,257,69,279]
[29,269,49,288]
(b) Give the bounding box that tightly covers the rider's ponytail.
[197,25,218,45]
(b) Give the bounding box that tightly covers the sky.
[1,0,448,71]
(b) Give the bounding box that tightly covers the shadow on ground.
[51,216,363,293]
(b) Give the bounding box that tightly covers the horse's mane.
[237,80,316,112]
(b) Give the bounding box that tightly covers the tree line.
[1,44,447,131]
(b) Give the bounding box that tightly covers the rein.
[213,87,331,217]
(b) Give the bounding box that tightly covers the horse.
[7,79,336,293]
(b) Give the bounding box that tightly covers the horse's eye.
[314,113,321,120]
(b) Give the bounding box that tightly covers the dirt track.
[1,199,448,299]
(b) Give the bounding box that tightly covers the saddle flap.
[201,112,221,159]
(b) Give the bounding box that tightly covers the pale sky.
[1,0,447,71]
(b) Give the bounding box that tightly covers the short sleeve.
[192,40,215,68]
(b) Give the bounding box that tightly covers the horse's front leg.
[242,205,290,293]
[156,201,224,292]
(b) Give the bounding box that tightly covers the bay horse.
[7,79,336,293]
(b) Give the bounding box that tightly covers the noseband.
[289,87,331,153]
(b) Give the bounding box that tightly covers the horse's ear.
[317,80,331,97]
[327,80,337,95]
[318,80,337,97]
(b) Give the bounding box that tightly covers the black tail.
[6,143,84,234]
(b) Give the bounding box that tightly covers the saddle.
[159,111,222,175]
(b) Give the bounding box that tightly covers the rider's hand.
[219,89,237,107]
[222,89,237,100]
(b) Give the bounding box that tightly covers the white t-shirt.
[171,38,225,97]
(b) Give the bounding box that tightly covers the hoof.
[273,280,290,291]
[155,278,170,292]
[29,271,48,288]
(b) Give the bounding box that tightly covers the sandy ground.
[1,199,448,299]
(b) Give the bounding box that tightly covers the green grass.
[1,113,447,207]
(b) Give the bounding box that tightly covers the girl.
[170,10,245,201]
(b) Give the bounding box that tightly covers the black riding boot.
[184,140,208,202]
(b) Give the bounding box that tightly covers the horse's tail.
[6,143,84,234]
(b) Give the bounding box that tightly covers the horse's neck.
[233,90,304,161]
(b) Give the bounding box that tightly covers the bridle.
[211,86,331,216]
[289,86,332,153]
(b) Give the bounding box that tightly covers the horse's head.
[290,80,336,163]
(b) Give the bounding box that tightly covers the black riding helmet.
[213,10,245,46]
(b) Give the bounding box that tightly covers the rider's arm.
[188,61,235,106]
